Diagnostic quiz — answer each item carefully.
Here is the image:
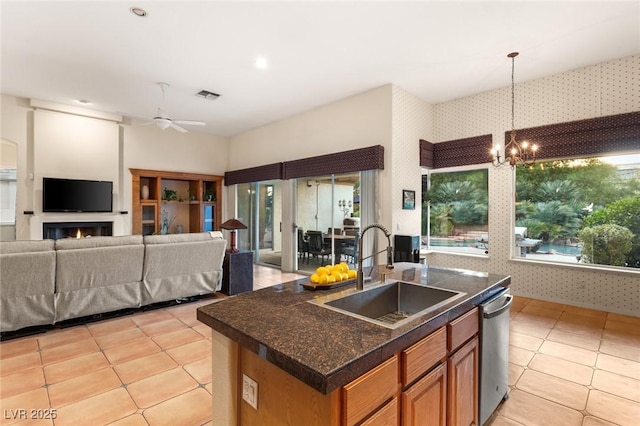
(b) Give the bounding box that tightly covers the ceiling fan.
[142,83,205,133]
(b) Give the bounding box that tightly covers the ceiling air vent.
[196,90,220,100]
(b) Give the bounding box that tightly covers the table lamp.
[220,218,247,253]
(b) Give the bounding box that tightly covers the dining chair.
[342,232,359,266]
[307,231,330,264]
[297,228,309,263]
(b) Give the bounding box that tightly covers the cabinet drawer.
[401,326,447,386]
[361,396,398,426]
[447,307,478,352]
[343,355,399,426]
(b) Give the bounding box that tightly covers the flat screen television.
[43,177,113,213]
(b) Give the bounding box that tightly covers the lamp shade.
[220,219,247,253]
[220,218,247,230]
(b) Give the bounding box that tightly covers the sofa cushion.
[1,239,54,254]
[142,232,227,304]
[55,235,143,250]
[54,235,145,322]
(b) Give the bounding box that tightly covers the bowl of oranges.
[304,262,357,290]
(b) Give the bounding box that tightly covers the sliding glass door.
[234,169,376,274]
[237,180,282,268]
[295,172,360,273]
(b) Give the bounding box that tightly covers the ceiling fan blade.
[170,122,188,133]
[173,120,205,126]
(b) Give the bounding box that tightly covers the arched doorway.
[1,140,18,241]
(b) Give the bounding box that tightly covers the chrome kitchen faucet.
[356,224,394,290]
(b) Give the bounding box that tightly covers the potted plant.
[163,188,178,201]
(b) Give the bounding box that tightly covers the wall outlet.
[242,374,258,410]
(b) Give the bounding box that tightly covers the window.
[514,153,640,268]
[422,167,489,255]
[0,168,17,224]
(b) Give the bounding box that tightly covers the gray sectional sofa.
[0,232,227,333]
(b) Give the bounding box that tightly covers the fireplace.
[43,222,113,240]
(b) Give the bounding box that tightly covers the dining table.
[322,233,355,262]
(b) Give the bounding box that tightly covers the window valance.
[420,135,492,169]
[509,111,640,161]
[224,145,385,185]
[224,163,283,186]
[283,145,384,179]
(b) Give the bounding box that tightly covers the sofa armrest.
[1,240,56,332]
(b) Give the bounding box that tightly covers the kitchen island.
[197,263,510,425]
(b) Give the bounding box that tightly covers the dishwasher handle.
[483,294,513,319]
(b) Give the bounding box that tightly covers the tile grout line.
[503,297,639,425]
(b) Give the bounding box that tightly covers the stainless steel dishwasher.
[479,287,512,425]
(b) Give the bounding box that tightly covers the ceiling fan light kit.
[153,117,172,130]
[143,82,207,132]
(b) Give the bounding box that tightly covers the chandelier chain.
[491,51,539,168]
[511,54,516,134]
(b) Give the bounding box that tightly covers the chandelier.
[491,52,538,167]
[338,199,352,217]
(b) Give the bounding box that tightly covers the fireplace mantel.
[43,221,113,240]
[28,214,126,240]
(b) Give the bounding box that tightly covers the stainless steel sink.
[308,280,466,329]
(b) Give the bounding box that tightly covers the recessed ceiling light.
[76,99,91,105]
[255,56,268,69]
[130,7,147,17]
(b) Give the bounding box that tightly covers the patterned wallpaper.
[426,54,640,316]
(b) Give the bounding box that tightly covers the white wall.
[229,85,395,242]
[229,85,393,169]
[0,94,229,240]
[296,180,354,233]
[428,54,640,316]
[122,120,228,235]
[1,140,18,240]
[1,96,31,239]
[27,108,123,237]
[1,140,17,168]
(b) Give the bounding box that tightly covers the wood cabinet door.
[361,397,398,426]
[343,355,399,426]
[447,336,479,426]
[401,364,446,426]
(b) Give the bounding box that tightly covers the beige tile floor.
[1,266,638,425]
[487,296,640,426]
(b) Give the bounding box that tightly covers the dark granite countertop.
[197,263,510,394]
